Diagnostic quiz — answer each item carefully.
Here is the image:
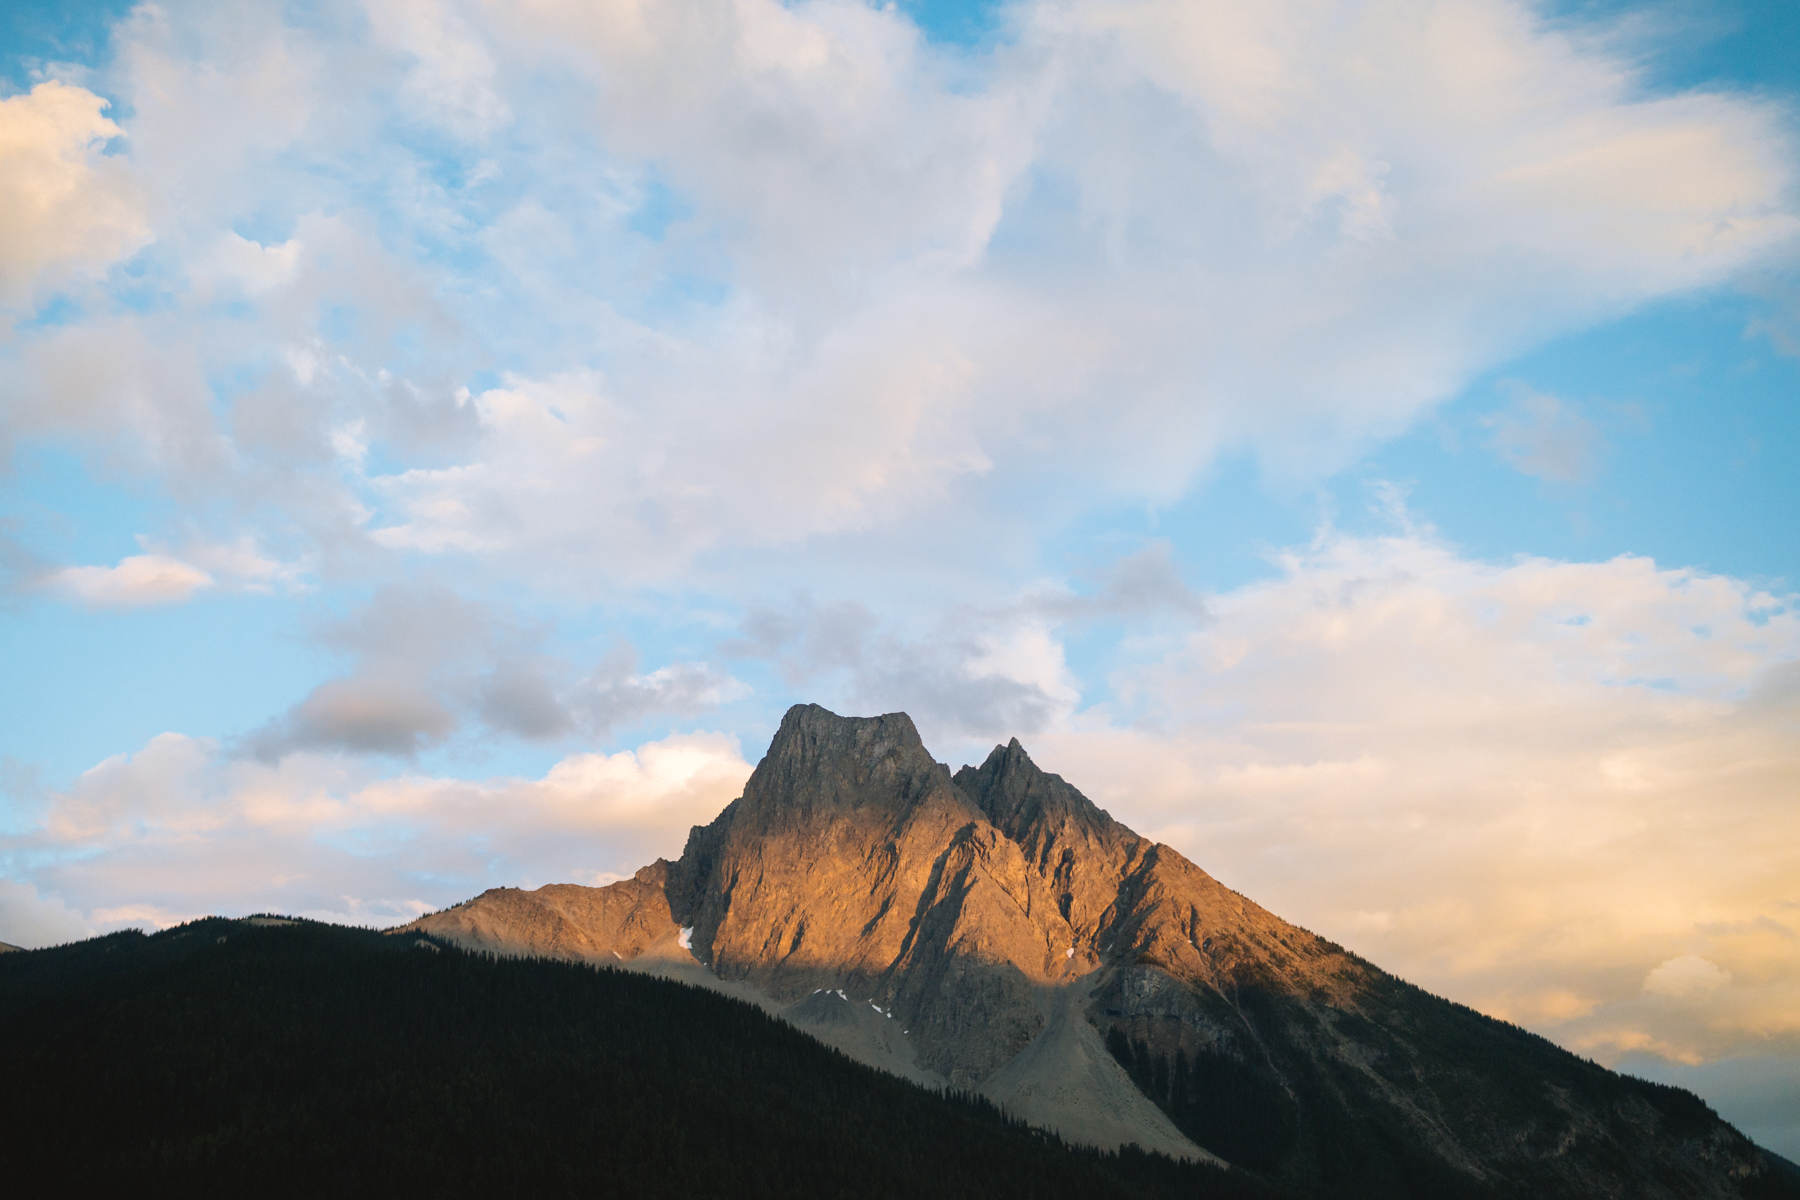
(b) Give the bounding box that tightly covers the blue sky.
[1,0,1797,1157]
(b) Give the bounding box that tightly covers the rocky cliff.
[405,703,1789,1198]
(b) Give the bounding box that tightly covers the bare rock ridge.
[405,704,1788,1199]
[726,703,955,826]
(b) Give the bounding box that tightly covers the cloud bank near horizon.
[8,520,1795,1107]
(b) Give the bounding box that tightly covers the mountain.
[0,940,20,952]
[0,917,1262,1199]
[408,703,1794,1198]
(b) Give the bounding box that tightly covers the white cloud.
[0,80,146,310]
[353,0,1795,572]
[110,3,332,226]
[1644,955,1733,1000]
[41,554,215,608]
[20,728,754,928]
[168,534,312,594]
[363,0,510,138]
[356,733,751,842]
[47,732,226,841]
[963,622,1080,716]
[725,594,1086,747]
[1024,522,1800,1067]
[30,535,305,610]
[0,879,94,948]
[192,231,303,298]
[2,0,1792,583]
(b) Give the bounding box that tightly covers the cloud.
[357,733,752,847]
[190,231,303,299]
[571,653,751,735]
[164,535,312,594]
[46,732,225,841]
[29,535,311,610]
[0,80,147,310]
[242,585,509,759]
[476,660,573,740]
[6,315,229,478]
[365,0,1796,574]
[0,879,93,949]
[1483,385,1603,482]
[475,651,747,742]
[41,554,215,608]
[720,542,1205,748]
[17,728,754,929]
[1011,542,1210,626]
[2,0,1794,584]
[243,585,746,759]
[725,595,1082,745]
[23,518,1795,1078]
[1644,955,1732,1000]
[247,674,458,759]
[1019,519,1800,1070]
[363,0,510,138]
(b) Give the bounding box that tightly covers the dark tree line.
[0,919,1272,1199]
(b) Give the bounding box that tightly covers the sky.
[1,0,1796,1159]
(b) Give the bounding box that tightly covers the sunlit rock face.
[408,704,1787,1199]
[667,704,1073,1083]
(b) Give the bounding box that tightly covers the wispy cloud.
[17,728,753,932]
[242,584,746,760]
[2,0,1793,584]
[1483,385,1603,482]
[1032,519,1800,1068]
[41,554,214,608]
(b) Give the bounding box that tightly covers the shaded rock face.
[406,704,1788,1199]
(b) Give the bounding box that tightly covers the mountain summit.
[721,702,959,828]
[408,704,1787,1198]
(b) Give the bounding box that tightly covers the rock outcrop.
[405,703,1788,1198]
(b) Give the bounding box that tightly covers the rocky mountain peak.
[956,735,1120,845]
[735,703,957,827]
[406,703,1791,1199]
[771,702,927,758]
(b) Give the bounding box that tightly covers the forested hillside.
[0,918,1267,1199]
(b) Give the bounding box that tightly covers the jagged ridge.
[406,704,1792,1199]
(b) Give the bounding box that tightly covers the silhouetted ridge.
[0,919,1264,1199]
